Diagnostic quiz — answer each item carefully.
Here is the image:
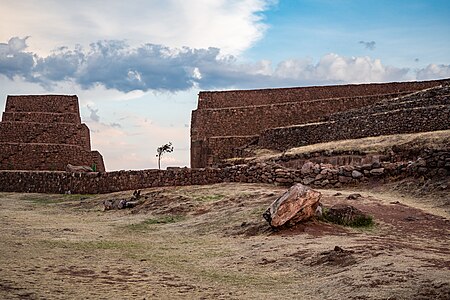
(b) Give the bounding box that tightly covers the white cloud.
[416,64,450,80]
[3,38,448,92]
[274,54,411,84]
[0,0,273,56]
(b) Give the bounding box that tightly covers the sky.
[1,0,449,171]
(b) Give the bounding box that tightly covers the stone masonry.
[191,79,450,168]
[0,95,105,171]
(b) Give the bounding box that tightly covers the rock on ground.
[263,183,321,228]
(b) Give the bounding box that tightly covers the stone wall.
[191,79,450,168]
[0,95,105,171]
[0,143,105,171]
[259,86,450,151]
[0,150,447,194]
[197,79,446,109]
[2,112,81,123]
[5,95,80,114]
[191,93,402,139]
[0,122,91,149]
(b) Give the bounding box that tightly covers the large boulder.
[263,183,322,228]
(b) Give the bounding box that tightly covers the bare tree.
[156,142,173,170]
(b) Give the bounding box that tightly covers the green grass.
[193,194,225,202]
[21,194,94,205]
[321,207,374,228]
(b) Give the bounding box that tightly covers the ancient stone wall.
[0,144,105,171]
[259,87,450,151]
[191,79,450,168]
[192,93,401,139]
[197,80,445,109]
[0,122,91,149]
[0,150,447,194]
[2,112,81,123]
[0,95,105,171]
[5,95,80,113]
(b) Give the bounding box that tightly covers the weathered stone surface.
[263,183,321,228]
[0,95,105,171]
[338,175,352,183]
[346,193,362,200]
[302,177,315,185]
[352,170,363,179]
[370,168,385,176]
[66,164,93,173]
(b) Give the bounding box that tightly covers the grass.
[125,215,185,231]
[232,130,450,163]
[41,239,140,251]
[193,194,225,202]
[21,194,95,205]
[321,207,374,228]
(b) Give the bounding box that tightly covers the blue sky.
[0,0,449,170]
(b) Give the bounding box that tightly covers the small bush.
[321,207,374,228]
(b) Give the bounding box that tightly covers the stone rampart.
[0,143,104,171]
[0,95,105,171]
[0,150,447,194]
[259,86,450,151]
[0,122,91,149]
[6,95,80,114]
[192,93,401,139]
[260,106,450,151]
[197,79,447,109]
[191,79,450,168]
[2,112,81,123]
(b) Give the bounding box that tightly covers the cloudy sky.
[1,0,449,170]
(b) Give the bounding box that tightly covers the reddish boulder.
[263,183,322,228]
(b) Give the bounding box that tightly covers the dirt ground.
[0,182,449,299]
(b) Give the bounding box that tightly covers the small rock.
[301,162,315,175]
[370,168,385,176]
[347,193,362,200]
[315,173,325,181]
[302,177,315,185]
[338,176,352,183]
[371,161,381,168]
[333,192,342,196]
[352,170,363,179]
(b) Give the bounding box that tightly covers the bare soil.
[0,182,449,299]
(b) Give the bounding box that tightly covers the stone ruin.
[0,95,105,172]
[191,78,450,168]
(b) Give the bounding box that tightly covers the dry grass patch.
[235,130,450,163]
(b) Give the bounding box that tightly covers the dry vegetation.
[0,182,449,299]
[231,130,450,163]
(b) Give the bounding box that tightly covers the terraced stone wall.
[191,79,449,168]
[191,93,403,139]
[197,79,446,109]
[259,87,450,151]
[5,95,80,114]
[0,95,105,171]
[0,122,91,149]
